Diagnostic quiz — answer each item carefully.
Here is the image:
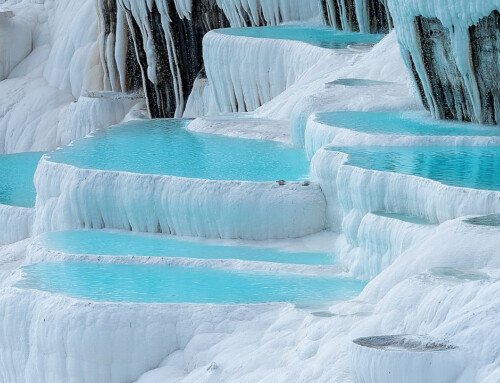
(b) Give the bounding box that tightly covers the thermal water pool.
[0,152,43,207]
[18,262,365,304]
[372,212,434,225]
[329,146,500,191]
[316,111,500,137]
[41,230,337,266]
[216,25,384,49]
[47,119,310,182]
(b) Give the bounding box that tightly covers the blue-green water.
[329,146,500,191]
[316,111,500,136]
[18,262,365,304]
[0,152,43,207]
[42,230,337,266]
[217,25,384,49]
[47,119,310,181]
[372,211,433,225]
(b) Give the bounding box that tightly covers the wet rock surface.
[321,0,392,34]
[407,11,499,125]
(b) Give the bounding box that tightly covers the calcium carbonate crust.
[0,204,33,245]
[34,157,327,240]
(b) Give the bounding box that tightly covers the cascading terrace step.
[34,119,327,240]
[305,110,500,157]
[312,144,500,231]
[203,25,383,113]
[28,229,344,276]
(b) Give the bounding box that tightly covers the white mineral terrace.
[34,157,327,240]
[0,0,499,382]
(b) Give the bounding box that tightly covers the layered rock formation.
[390,0,500,125]
[98,0,323,118]
[116,1,230,118]
[321,0,393,34]
[96,0,142,93]
[217,0,321,27]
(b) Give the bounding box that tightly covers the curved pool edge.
[203,30,352,113]
[25,239,345,276]
[34,157,327,240]
[304,113,500,158]
[311,147,500,229]
[350,334,467,383]
[0,285,282,383]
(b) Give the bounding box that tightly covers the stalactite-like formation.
[469,11,500,125]
[391,0,500,125]
[411,12,500,124]
[115,1,231,118]
[216,0,321,27]
[413,16,477,122]
[99,0,324,118]
[321,0,392,34]
[96,0,142,93]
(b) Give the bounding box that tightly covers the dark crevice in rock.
[321,0,342,30]
[120,1,230,118]
[149,2,176,118]
[97,0,141,92]
[414,16,472,121]
[412,12,499,124]
[321,0,391,34]
[167,1,230,118]
[125,29,143,93]
[469,10,500,125]
[408,52,429,110]
[369,0,392,34]
[125,12,159,117]
[345,0,360,32]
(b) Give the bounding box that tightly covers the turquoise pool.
[329,146,500,191]
[18,262,366,304]
[42,230,337,266]
[0,152,43,207]
[372,211,433,225]
[316,111,500,137]
[47,119,310,182]
[216,25,384,49]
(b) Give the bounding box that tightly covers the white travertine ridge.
[0,1,498,382]
[0,204,33,245]
[34,157,327,240]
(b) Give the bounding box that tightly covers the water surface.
[217,25,384,49]
[48,119,310,182]
[317,111,500,137]
[19,262,366,304]
[0,152,43,207]
[43,230,337,266]
[329,146,500,191]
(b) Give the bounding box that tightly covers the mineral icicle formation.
[115,0,229,118]
[390,0,500,125]
[97,0,399,118]
[102,0,325,118]
[321,0,393,34]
